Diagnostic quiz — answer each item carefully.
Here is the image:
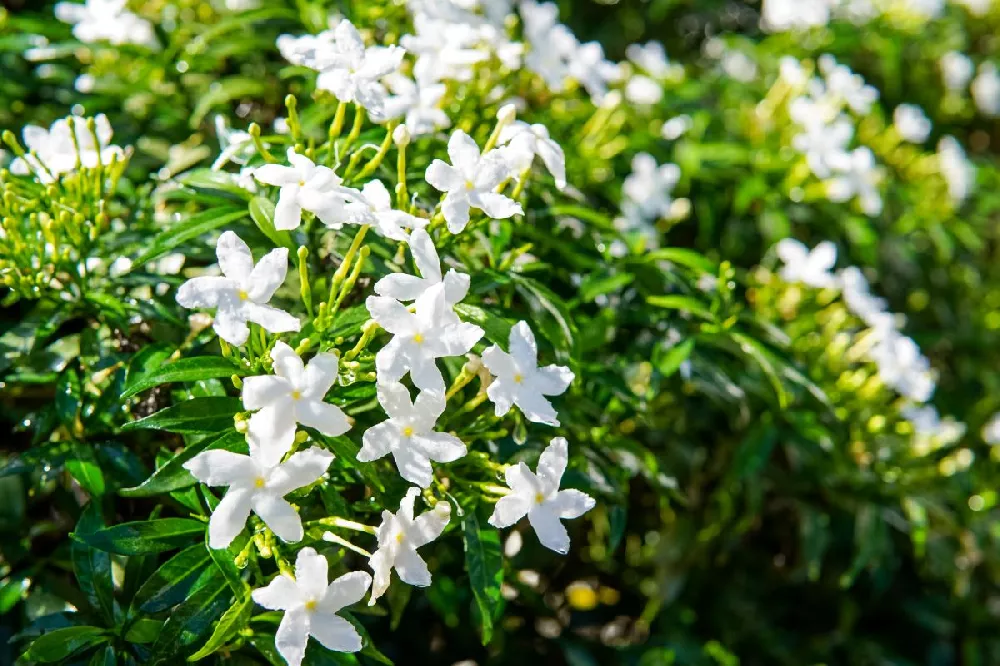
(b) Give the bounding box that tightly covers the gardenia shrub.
[2,0,1000,665]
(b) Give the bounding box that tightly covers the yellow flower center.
[464,180,475,190]
[291,390,302,400]
[403,426,414,437]
[535,492,545,504]
[513,373,524,384]
[238,290,249,301]
[395,532,405,544]
[413,333,424,345]
[304,599,318,612]
[298,180,305,187]
[254,477,266,489]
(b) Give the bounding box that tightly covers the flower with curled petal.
[176,231,300,346]
[482,321,573,426]
[252,548,370,666]
[368,487,450,604]
[425,130,523,234]
[314,20,405,118]
[497,120,566,190]
[243,342,351,458]
[775,238,838,289]
[373,228,469,308]
[366,283,483,393]
[344,180,426,241]
[359,382,467,488]
[488,437,595,554]
[253,148,354,231]
[183,445,333,549]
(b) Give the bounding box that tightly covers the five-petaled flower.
[775,238,838,289]
[175,231,300,346]
[184,445,333,549]
[482,321,574,426]
[314,19,405,118]
[253,148,353,231]
[252,548,371,666]
[497,120,567,190]
[344,179,426,241]
[369,487,451,604]
[425,130,523,234]
[242,341,352,458]
[366,283,484,392]
[488,437,595,554]
[373,228,470,307]
[359,382,467,488]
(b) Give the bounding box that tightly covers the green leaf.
[249,197,295,250]
[122,357,247,399]
[71,503,116,624]
[191,77,268,128]
[646,294,715,321]
[133,208,246,268]
[149,568,232,662]
[121,397,243,434]
[88,645,115,666]
[67,454,106,497]
[654,339,695,378]
[186,593,253,661]
[121,430,246,498]
[73,518,206,555]
[578,272,635,302]
[16,626,107,663]
[124,618,163,644]
[454,303,513,347]
[131,544,212,613]
[462,511,504,645]
[644,248,717,274]
[55,366,81,427]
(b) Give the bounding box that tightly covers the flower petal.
[252,574,300,611]
[176,276,233,308]
[293,546,328,593]
[509,321,538,368]
[310,614,362,653]
[274,187,303,231]
[434,322,483,357]
[296,399,351,437]
[375,339,409,385]
[408,228,442,282]
[359,421,400,463]
[535,364,574,396]
[537,437,568,493]
[394,546,432,587]
[322,571,373,613]
[527,505,570,554]
[488,494,530,529]
[216,231,255,283]
[410,388,445,432]
[208,487,253,549]
[442,270,470,305]
[550,489,596,519]
[247,248,290,302]
[486,378,516,418]
[253,163,300,187]
[441,191,471,233]
[253,494,303,543]
[242,375,291,411]
[536,137,567,189]
[481,345,514,378]
[271,341,304,383]
[214,302,251,346]
[248,404,297,459]
[366,296,416,335]
[414,432,466,463]
[505,462,540,495]
[407,356,445,394]
[243,303,301,334]
[183,451,256,487]
[408,503,451,548]
[392,444,434,488]
[424,160,461,192]
[514,390,559,427]
[367,546,394,605]
[447,130,481,175]
[470,192,523,220]
[374,273,429,302]
[268,446,334,496]
[377,381,415,421]
[275,607,310,666]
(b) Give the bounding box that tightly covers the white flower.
[176,231,300,346]
[826,147,883,216]
[790,104,853,179]
[55,0,157,47]
[184,445,333,549]
[938,136,975,204]
[941,51,974,92]
[253,148,354,231]
[366,283,484,392]
[775,239,837,289]
[972,63,1000,117]
[425,130,523,233]
[625,75,664,106]
[838,266,888,326]
[496,121,566,189]
[488,437,595,554]
[373,228,470,306]
[10,114,125,183]
[368,487,450,604]
[893,104,931,143]
[778,56,806,85]
[482,321,573,426]
[982,412,1000,444]
[568,41,623,103]
[359,383,467,487]
[401,14,490,84]
[622,153,681,223]
[252,548,371,666]
[315,20,405,117]
[868,330,935,402]
[625,41,673,79]
[344,180,426,241]
[380,74,451,136]
[212,115,254,169]
[819,57,878,114]
[243,342,351,458]
[761,0,832,31]
[661,115,692,141]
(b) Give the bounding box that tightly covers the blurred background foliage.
[2,1,1000,665]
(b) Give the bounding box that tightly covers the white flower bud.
[392,124,410,146]
[496,103,517,126]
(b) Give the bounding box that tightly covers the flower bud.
[392,124,411,146]
[496,103,517,126]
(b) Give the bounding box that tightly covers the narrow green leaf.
[55,366,81,427]
[73,518,206,555]
[71,503,116,624]
[249,197,294,250]
[133,208,246,268]
[121,397,243,434]
[121,430,246,498]
[646,294,715,320]
[122,357,247,399]
[186,593,253,661]
[454,303,513,347]
[67,455,106,497]
[17,626,107,663]
[462,511,504,645]
[578,272,635,302]
[149,568,232,662]
[644,247,717,274]
[655,339,695,378]
[88,645,115,666]
[131,544,212,613]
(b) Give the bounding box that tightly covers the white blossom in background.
[520,0,573,90]
[212,115,254,169]
[982,412,1000,444]
[359,383,467,487]
[622,153,681,224]
[761,0,833,31]
[868,330,935,402]
[55,0,157,47]
[488,437,595,554]
[838,267,889,327]
[10,114,125,183]
[826,147,883,216]
[482,321,574,426]
[819,55,878,114]
[626,41,678,80]
[778,56,806,85]
[401,14,490,84]
[940,51,974,92]
[568,40,623,103]
[937,136,975,205]
[253,148,354,231]
[380,74,450,136]
[369,488,451,604]
[425,130,523,233]
[972,63,1000,117]
[625,75,664,106]
[776,239,838,289]
[789,102,853,178]
[661,115,692,140]
[373,228,470,306]
[893,104,931,143]
[176,231,300,346]
[344,180,426,241]
[954,0,993,15]
[496,120,567,189]
[252,548,370,666]
[903,404,966,456]
[242,342,351,459]
[366,283,484,392]
[184,445,334,549]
